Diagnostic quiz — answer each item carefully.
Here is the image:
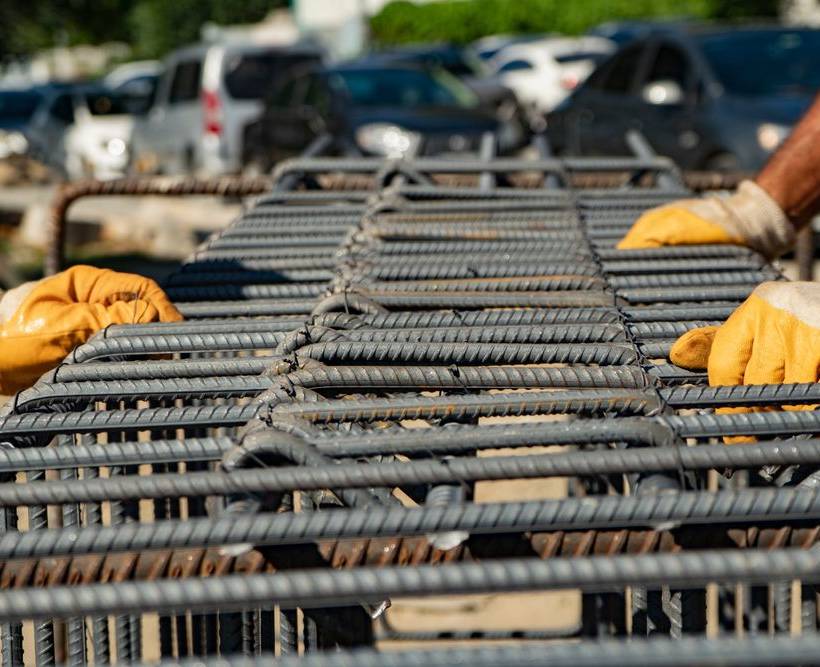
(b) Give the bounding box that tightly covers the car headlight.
[756,123,790,152]
[105,137,127,157]
[355,123,421,158]
[0,131,28,158]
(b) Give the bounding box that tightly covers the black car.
[244,63,523,169]
[362,44,516,111]
[547,25,820,170]
[0,88,43,158]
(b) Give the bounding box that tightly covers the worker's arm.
[618,94,820,257]
[0,266,182,394]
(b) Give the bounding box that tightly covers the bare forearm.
[756,94,820,230]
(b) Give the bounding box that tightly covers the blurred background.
[1,0,818,286]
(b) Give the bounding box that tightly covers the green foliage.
[128,0,283,58]
[370,0,780,46]
[0,0,286,60]
[0,0,135,57]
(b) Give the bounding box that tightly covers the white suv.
[130,42,323,176]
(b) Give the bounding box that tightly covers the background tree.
[0,0,287,61]
[369,0,781,46]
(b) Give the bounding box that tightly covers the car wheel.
[703,152,740,172]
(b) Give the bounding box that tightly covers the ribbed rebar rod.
[354,290,616,309]
[268,383,820,425]
[0,549,818,621]
[0,404,259,438]
[165,283,326,302]
[271,389,660,423]
[70,331,285,363]
[371,239,591,256]
[176,300,315,318]
[620,285,753,304]
[363,261,600,281]
[335,323,627,345]
[60,468,86,667]
[142,636,820,667]
[293,341,637,366]
[5,432,820,507]
[661,383,820,409]
[1,487,819,561]
[363,275,607,293]
[167,269,335,286]
[0,437,232,473]
[665,410,820,438]
[279,364,651,391]
[13,376,271,413]
[610,271,774,289]
[176,258,338,273]
[104,318,307,337]
[54,357,274,382]
[622,304,737,321]
[314,307,622,329]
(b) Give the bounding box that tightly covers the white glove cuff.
[0,281,38,326]
[726,180,794,258]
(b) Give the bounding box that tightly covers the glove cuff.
[726,180,794,258]
[0,281,38,326]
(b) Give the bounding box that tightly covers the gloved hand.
[0,266,182,394]
[617,180,795,259]
[670,281,820,441]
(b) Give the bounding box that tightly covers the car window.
[645,44,690,88]
[84,91,128,116]
[168,60,202,104]
[698,29,820,96]
[497,59,534,73]
[303,75,330,113]
[0,92,41,123]
[328,68,478,108]
[589,43,646,94]
[270,73,309,108]
[554,51,612,65]
[224,52,321,100]
[50,94,75,124]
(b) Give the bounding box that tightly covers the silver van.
[130,42,322,175]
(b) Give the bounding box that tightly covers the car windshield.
[437,50,486,77]
[84,91,129,115]
[699,30,820,96]
[0,91,41,123]
[329,68,478,108]
[225,52,322,100]
[554,51,611,65]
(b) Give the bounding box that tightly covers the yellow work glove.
[0,265,182,394]
[618,180,794,259]
[670,282,820,442]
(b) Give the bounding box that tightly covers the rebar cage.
[1,151,820,667]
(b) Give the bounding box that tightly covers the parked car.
[489,36,615,113]
[27,85,133,179]
[243,64,522,170]
[363,45,522,121]
[470,33,550,62]
[547,25,820,171]
[0,88,42,159]
[130,42,323,175]
[104,60,161,114]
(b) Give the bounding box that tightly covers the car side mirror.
[641,80,684,106]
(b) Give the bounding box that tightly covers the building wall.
[782,0,820,25]
[294,0,436,56]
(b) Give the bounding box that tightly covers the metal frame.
[3,150,817,664]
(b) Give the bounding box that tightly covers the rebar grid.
[2,154,813,663]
